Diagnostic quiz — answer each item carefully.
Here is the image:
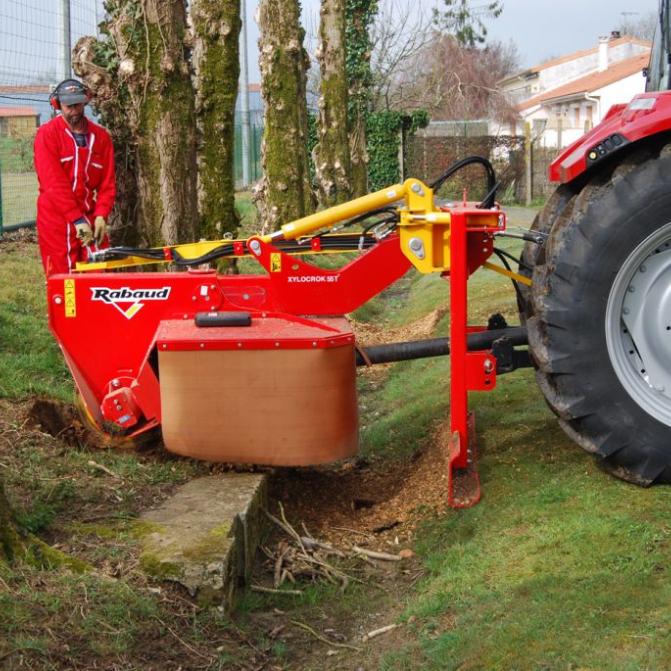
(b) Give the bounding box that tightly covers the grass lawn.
[1,172,38,229]
[2,200,671,670]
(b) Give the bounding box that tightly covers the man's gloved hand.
[93,216,107,245]
[73,218,93,245]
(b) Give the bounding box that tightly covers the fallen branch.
[87,460,120,479]
[352,545,403,562]
[330,525,374,539]
[362,623,400,642]
[274,542,291,588]
[290,620,361,652]
[251,584,303,596]
[155,618,213,662]
[300,536,346,557]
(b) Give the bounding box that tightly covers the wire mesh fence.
[0,0,264,234]
[0,0,100,232]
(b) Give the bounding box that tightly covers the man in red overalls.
[34,79,116,275]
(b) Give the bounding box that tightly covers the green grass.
[1,136,37,228]
[0,244,71,400]
[383,396,671,669]
[235,190,256,231]
[0,137,33,172]
[348,230,671,669]
[1,172,38,228]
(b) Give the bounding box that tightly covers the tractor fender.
[549,90,671,184]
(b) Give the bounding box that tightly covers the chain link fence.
[0,0,99,233]
[0,0,265,235]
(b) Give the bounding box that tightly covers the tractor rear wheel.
[525,142,671,484]
[517,184,576,322]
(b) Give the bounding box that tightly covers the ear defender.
[49,79,92,111]
[49,90,61,110]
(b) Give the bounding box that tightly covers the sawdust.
[350,306,447,347]
[271,421,452,551]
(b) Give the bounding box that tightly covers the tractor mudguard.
[549,91,671,184]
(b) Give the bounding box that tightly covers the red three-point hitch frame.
[446,210,499,508]
[48,179,508,508]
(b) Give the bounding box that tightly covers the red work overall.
[34,114,116,275]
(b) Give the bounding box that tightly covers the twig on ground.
[251,584,302,596]
[87,460,121,479]
[278,502,308,553]
[362,623,400,642]
[352,545,403,562]
[274,542,290,588]
[300,536,346,557]
[290,620,361,652]
[156,618,213,662]
[331,525,374,538]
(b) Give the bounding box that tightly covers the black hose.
[495,246,532,272]
[101,233,387,267]
[429,155,498,209]
[493,248,525,307]
[355,326,527,366]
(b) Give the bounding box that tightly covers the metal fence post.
[0,162,4,237]
[524,122,533,206]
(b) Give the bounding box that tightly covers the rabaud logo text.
[90,286,171,319]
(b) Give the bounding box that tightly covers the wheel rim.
[606,221,671,426]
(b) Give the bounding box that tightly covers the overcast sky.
[0,0,661,87]
[243,0,660,83]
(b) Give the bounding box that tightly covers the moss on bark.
[191,0,241,239]
[1,478,89,571]
[0,478,22,562]
[314,0,351,207]
[257,0,315,231]
[102,0,198,247]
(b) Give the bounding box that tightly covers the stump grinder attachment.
[47,158,532,508]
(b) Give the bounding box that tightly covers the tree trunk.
[0,477,23,562]
[191,0,241,239]
[256,0,314,231]
[108,0,198,246]
[346,0,378,197]
[314,0,351,207]
[72,36,141,246]
[0,476,89,570]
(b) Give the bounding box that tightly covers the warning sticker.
[64,279,76,318]
[270,253,282,273]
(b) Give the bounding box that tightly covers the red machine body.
[48,197,506,507]
[549,91,671,183]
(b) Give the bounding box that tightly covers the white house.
[495,33,651,147]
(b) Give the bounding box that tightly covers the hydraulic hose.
[429,155,498,209]
[355,326,527,366]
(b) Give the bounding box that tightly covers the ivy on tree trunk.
[191,0,241,239]
[314,0,351,207]
[346,0,378,197]
[256,0,314,231]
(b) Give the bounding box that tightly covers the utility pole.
[95,0,101,38]
[58,0,71,81]
[239,0,252,187]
